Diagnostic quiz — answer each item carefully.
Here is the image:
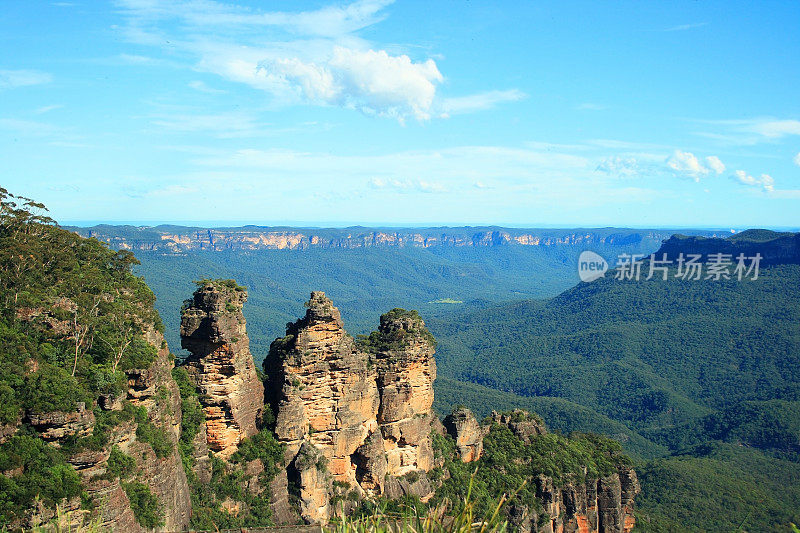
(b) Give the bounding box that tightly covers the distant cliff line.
[68,225,722,253]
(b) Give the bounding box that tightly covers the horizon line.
[61,221,800,232]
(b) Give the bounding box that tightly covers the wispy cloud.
[190,145,591,192]
[188,80,226,94]
[748,119,800,138]
[693,117,800,145]
[0,118,63,137]
[794,152,800,167]
[149,112,272,138]
[115,0,395,37]
[576,102,607,111]
[440,89,526,116]
[663,22,708,32]
[0,69,52,89]
[369,177,447,193]
[595,156,643,178]
[33,104,63,115]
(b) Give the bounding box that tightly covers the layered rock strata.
[264,292,438,523]
[180,281,263,458]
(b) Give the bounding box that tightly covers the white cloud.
[666,150,707,180]
[705,155,725,174]
[794,152,800,167]
[329,47,442,120]
[114,0,517,122]
[666,150,725,181]
[0,69,52,89]
[732,170,775,193]
[253,46,443,121]
[440,89,526,116]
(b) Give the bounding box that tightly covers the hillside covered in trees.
[430,230,800,530]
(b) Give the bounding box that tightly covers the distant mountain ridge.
[655,228,800,265]
[68,224,724,253]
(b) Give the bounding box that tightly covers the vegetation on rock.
[0,187,182,528]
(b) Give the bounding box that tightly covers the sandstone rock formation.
[25,403,95,442]
[443,407,484,462]
[491,409,547,444]
[180,280,263,458]
[490,412,640,533]
[374,308,437,478]
[264,292,438,523]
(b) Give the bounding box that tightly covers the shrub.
[134,406,172,458]
[0,435,83,524]
[106,446,136,480]
[123,481,164,529]
[22,363,88,413]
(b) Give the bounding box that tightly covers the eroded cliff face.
[19,328,191,533]
[374,309,437,478]
[460,409,640,533]
[510,468,640,533]
[180,281,263,459]
[264,292,438,524]
[73,226,713,253]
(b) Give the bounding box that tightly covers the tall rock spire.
[264,293,438,523]
[180,280,263,458]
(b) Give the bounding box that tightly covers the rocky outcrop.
[124,327,192,532]
[491,409,547,444]
[266,291,380,489]
[180,280,263,458]
[25,403,95,442]
[264,293,438,523]
[492,412,640,533]
[443,407,484,462]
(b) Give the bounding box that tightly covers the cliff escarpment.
[655,229,800,266]
[70,225,717,253]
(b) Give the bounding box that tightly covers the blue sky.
[1,0,799,228]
